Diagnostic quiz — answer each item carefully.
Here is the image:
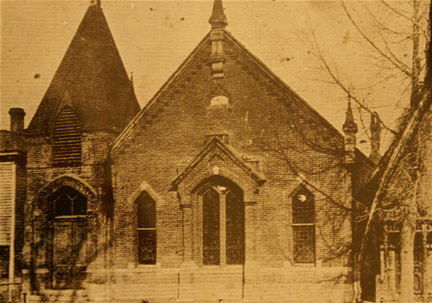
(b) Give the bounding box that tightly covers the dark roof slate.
[27,4,140,136]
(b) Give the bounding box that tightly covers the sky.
[1,0,427,155]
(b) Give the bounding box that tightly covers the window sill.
[292,262,315,267]
[54,215,87,221]
[201,264,244,272]
[134,263,161,270]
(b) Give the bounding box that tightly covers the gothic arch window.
[292,186,315,263]
[53,106,82,167]
[203,188,220,265]
[136,192,156,264]
[201,177,244,265]
[52,186,87,217]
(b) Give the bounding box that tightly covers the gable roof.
[112,29,354,155]
[26,3,140,136]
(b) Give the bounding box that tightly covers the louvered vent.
[53,106,82,166]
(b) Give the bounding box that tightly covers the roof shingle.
[27,4,140,136]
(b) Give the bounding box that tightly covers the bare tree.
[304,0,430,143]
[297,1,432,302]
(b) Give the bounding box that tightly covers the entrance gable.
[172,138,265,204]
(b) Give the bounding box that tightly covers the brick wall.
[22,131,116,291]
[109,34,359,302]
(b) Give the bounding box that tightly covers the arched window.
[202,177,244,265]
[136,192,156,264]
[52,186,87,217]
[225,189,244,264]
[53,106,81,167]
[203,188,220,265]
[292,186,315,263]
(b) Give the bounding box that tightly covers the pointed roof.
[27,3,140,136]
[209,0,228,28]
[342,99,358,134]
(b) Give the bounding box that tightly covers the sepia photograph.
[1,0,431,302]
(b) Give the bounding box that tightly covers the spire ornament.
[342,98,358,134]
[89,0,101,7]
[209,0,228,80]
[209,0,228,28]
[342,96,358,166]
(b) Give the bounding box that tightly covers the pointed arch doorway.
[198,176,245,266]
[49,186,88,289]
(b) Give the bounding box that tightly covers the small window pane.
[137,193,156,228]
[53,187,87,217]
[138,230,156,264]
[73,194,87,215]
[0,246,10,278]
[226,189,244,265]
[55,194,72,216]
[293,226,315,263]
[203,188,220,265]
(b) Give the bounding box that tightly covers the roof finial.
[343,96,358,134]
[90,0,101,7]
[342,96,358,166]
[209,0,228,29]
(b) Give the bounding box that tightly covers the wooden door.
[52,219,87,289]
[50,186,88,289]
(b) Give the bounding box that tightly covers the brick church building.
[0,1,390,302]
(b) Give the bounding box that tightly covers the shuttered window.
[0,162,13,246]
[53,106,81,166]
[292,187,315,263]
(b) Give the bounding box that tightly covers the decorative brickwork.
[5,1,378,302]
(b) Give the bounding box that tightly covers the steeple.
[342,99,358,134]
[209,0,228,29]
[27,2,140,135]
[209,0,227,79]
[342,98,358,166]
